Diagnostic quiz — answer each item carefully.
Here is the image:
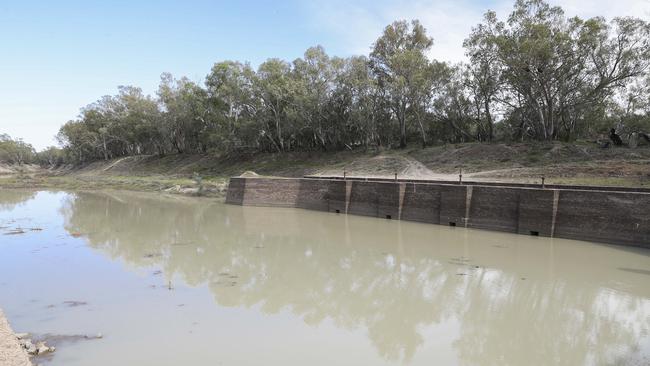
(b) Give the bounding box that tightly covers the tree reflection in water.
[0,189,36,211]
[61,191,650,365]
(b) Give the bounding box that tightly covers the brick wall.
[226,177,650,248]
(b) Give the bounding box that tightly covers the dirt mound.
[0,165,13,174]
[0,164,41,175]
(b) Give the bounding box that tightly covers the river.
[0,190,649,365]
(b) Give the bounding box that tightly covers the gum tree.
[370,20,434,148]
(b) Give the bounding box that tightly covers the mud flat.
[0,309,31,366]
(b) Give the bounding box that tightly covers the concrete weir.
[225,177,650,248]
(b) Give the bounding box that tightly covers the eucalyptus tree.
[79,107,113,160]
[253,58,295,152]
[158,74,212,153]
[431,65,477,143]
[58,101,118,162]
[56,86,160,161]
[463,10,503,142]
[57,120,93,163]
[370,20,434,148]
[36,146,64,167]
[0,134,36,164]
[470,0,650,140]
[291,46,341,150]
[333,55,387,148]
[100,86,160,156]
[205,61,257,150]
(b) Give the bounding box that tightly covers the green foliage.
[0,134,36,164]
[370,20,436,147]
[48,0,650,164]
[35,146,65,167]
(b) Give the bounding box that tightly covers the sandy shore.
[0,309,31,366]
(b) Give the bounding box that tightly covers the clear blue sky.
[1,0,647,150]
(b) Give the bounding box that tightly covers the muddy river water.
[0,189,649,365]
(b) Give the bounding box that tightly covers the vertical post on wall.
[541,176,545,189]
[459,167,463,184]
[394,172,398,182]
[343,170,346,180]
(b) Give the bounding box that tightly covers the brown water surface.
[0,190,649,365]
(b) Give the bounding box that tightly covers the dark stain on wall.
[225,177,245,205]
[327,180,347,214]
[226,177,650,248]
[517,189,555,237]
[439,185,468,228]
[376,182,401,220]
[554,191,650,247]
[296,178,330,212]
[348,181,379,217]
[468,186,520,233]
[401,183,441,224]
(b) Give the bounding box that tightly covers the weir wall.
[225,177,650,248]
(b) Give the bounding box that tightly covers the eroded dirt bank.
[1,142,649,194]
[0,310,31,366]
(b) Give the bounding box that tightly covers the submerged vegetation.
[1,0,647,167]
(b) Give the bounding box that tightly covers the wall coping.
[228,175,650,195]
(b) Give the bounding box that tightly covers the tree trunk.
[399,117,407,148]
[102,136,109,161]
[415,110,427,148]
[484,98,493,142]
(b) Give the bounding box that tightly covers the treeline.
[0,134,64,166]
[47,0,650,163]
[0,134,35,165]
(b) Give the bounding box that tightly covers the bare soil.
[1,142,649,193]
[0,310,31,366]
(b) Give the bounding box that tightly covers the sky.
[1,0,649,150]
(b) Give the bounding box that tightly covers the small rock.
[36,342,54,355]
[15,332,30,339]
[24,340,37,355]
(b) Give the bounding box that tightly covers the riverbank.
[0,310,31,366]
[1,142,649,194]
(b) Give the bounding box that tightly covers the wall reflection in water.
[61,191,650,365]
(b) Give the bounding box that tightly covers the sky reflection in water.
[0,190,649,366]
